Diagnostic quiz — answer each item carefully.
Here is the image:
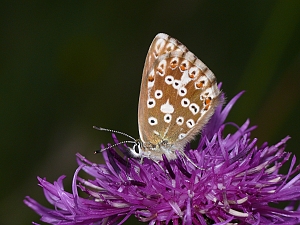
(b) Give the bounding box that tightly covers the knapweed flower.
[24,91,300,224]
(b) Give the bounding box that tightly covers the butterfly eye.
[134,145,140,154]
[128,142,143,158]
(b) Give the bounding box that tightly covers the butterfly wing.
[138,33,221,152]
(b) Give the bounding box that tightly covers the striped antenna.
[93,126,138,154]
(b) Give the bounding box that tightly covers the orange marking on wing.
[189,70,196,78]
[157,68,163,74]
[170,60,178,68]
[205,97,212,105]
[196,81,205,88]
[148,76,154,82]
[180,63,187,71]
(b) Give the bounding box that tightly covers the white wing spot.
[178,133,186,140]
[156,60,166,76]
[160,99,174,114]
[200,77,208,85]
[148,117,158,126]
[189,67,200,79]
[147,98,156,108]
[181,98,190,107]
[172,79,181,89]
[148,70,155,88]
[195,76,208,89]
[186,119,195,128]
[166,43,175,52]
[148,80,155,88]
[180,70,192,86]
[176,116,184,126]
[164,114,172,123]
[154,90,163,99]
[200,87,214,101]
[155,39,166,54]
[165,75,174,85]
[189,103,200,115]
[170,57,179,70]
[179,60,190,72]
[178,87,187,96]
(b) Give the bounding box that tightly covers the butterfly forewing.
[138,33,221,160]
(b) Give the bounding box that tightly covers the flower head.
[24,92,300,224]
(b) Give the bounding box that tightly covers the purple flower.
[24,92,300,224]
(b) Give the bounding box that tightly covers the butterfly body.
[128,33,221,161]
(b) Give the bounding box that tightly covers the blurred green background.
[1,1,300,224]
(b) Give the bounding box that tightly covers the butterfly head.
[128,138,182,161]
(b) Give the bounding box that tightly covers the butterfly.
[95,33,221,163]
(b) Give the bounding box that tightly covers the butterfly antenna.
[93,126,138,154]
[94,140,137,154]
[93,126,136,141]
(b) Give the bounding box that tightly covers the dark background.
[1,1,300,224]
